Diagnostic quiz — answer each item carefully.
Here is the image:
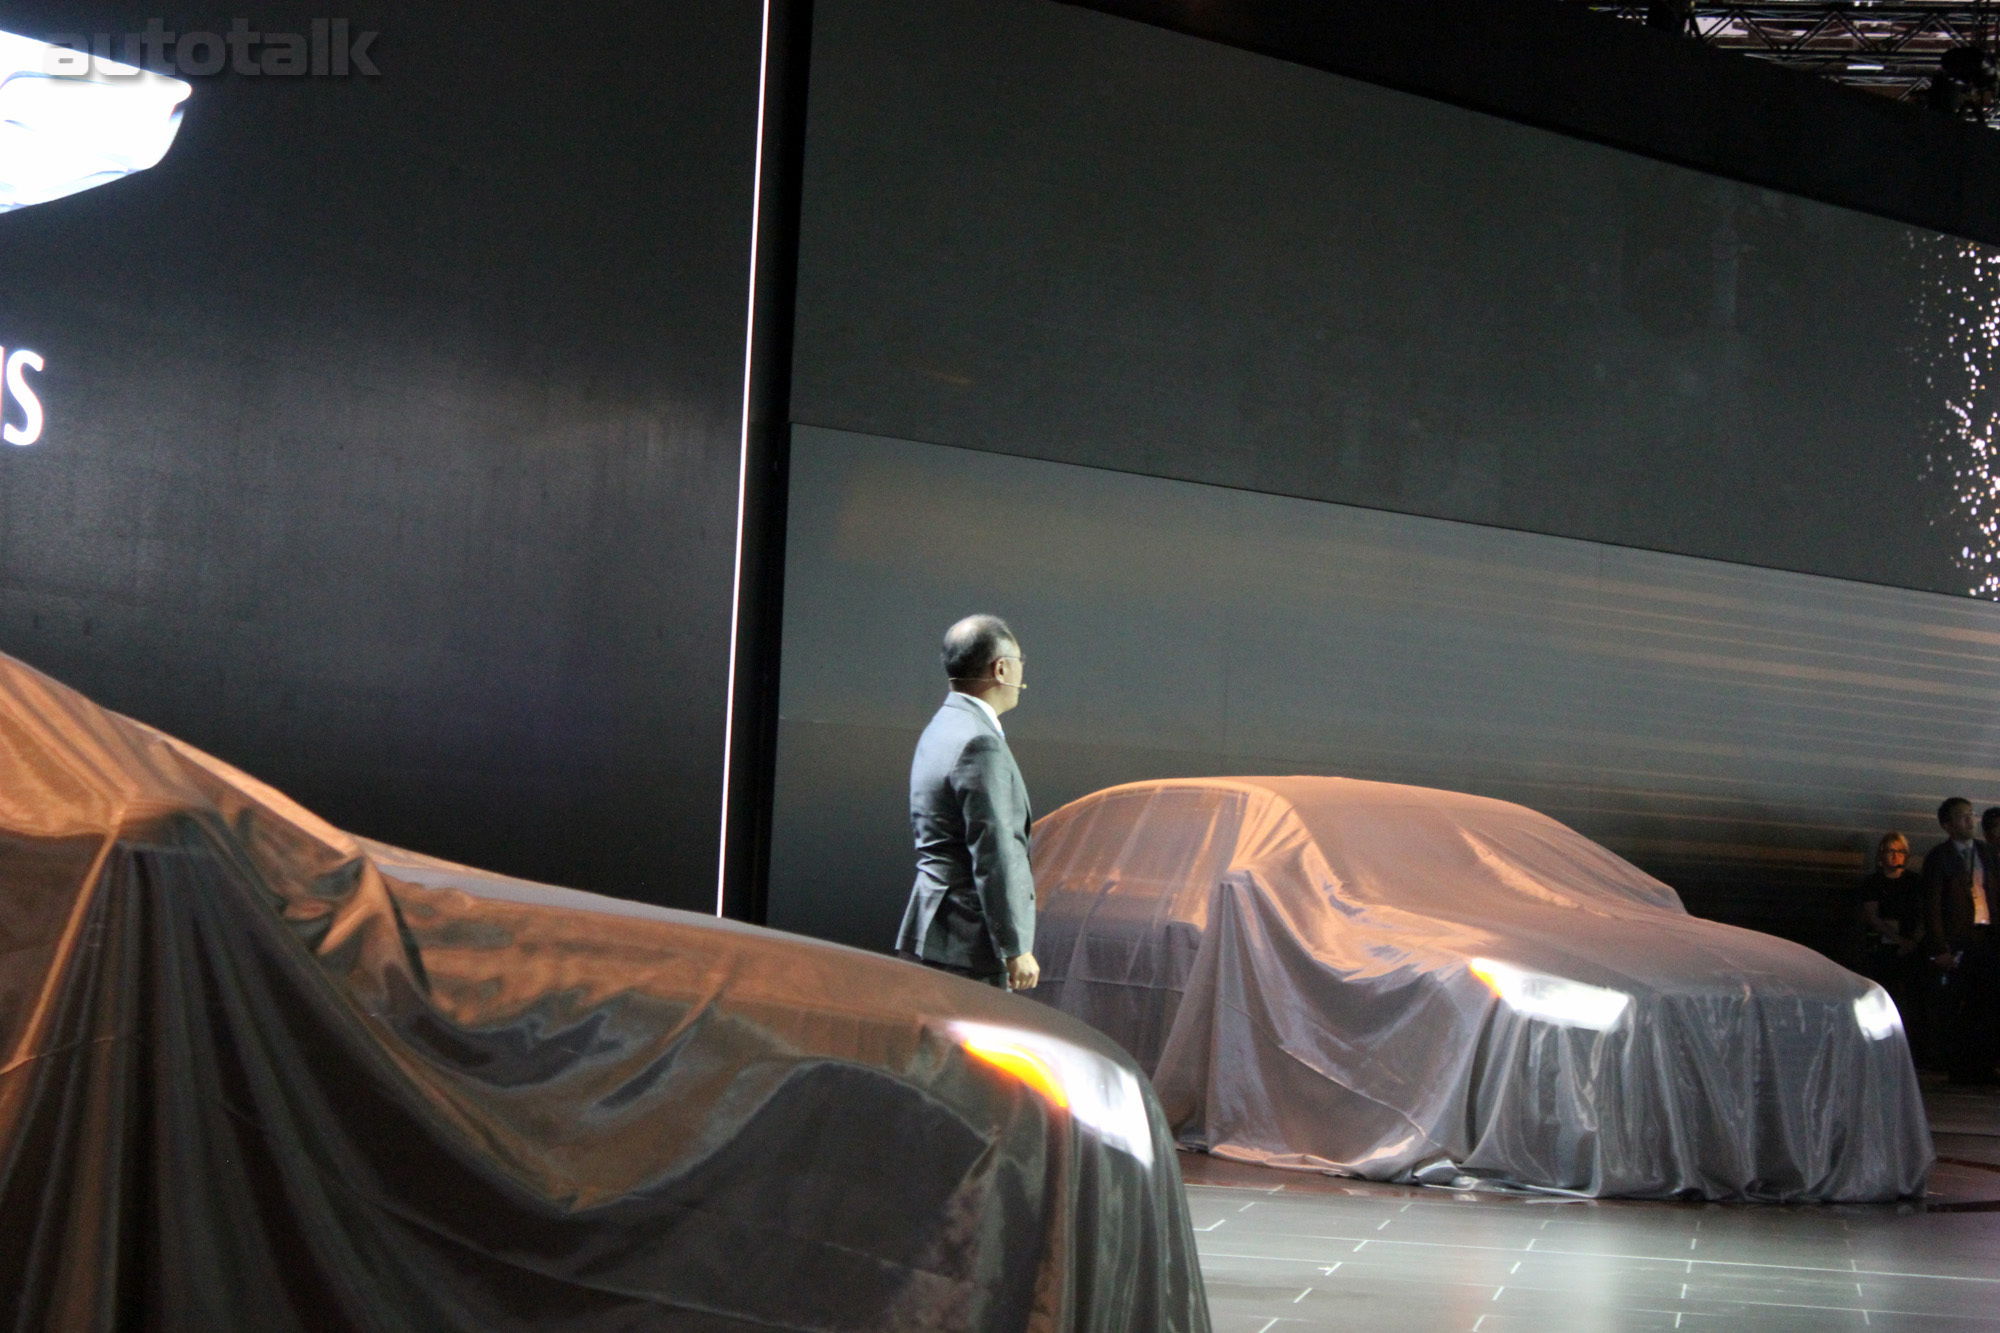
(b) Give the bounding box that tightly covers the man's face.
[1880,842,1907,874]
[1945,804,1979,842]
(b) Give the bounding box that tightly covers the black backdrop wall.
[0,2,762,908]
[771,428,2000,954]
[793,0,1980,596]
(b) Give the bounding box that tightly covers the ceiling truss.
[1575,2,2000,119]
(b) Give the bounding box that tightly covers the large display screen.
[0,1,761,908]
[794,0,2000,602]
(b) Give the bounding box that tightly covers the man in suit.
[1924,796,2000,1084]
[896,614,1039,992]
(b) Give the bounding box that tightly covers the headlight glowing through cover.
[1470,957,1632,1031]
[1853,985,1902,1041]
[950,1021,1154,1167]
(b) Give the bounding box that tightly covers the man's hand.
[1934,950,1960,971]
[1006,952,1040,991]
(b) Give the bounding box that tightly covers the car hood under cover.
[0,653,1209,1333]
[1032,776,1932,1202]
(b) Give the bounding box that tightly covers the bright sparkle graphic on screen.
[0,30,191,213]
[1916,234,2000,598]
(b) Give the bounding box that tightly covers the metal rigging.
[1573,2,2000,123]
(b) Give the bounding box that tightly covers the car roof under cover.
[1037,775,1686,928]
[1032,773,1858,1000]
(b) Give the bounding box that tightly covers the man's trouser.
[1941,927,1999,1082]
[898,949,1006,988]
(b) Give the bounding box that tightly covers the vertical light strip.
[718,0,777,916]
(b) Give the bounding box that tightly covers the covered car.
[0,651,1209,1333]
[1031,776,1930,1201]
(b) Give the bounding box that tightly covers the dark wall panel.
[1066,0,2000,251]
[794,0,1991,599]
[772,428,2000,953]
[0,2,761,906]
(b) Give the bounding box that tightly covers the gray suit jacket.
[895,693,1034,973]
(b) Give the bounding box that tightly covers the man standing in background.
[897,614,1039,992]
[1925,797,2000,1084]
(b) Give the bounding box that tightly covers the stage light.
[0,29,191,214]
[1469,958,1632,1031]
[1925,44,1997,117]
[1853,985,1901,1041]
[950,1020,1155,1166]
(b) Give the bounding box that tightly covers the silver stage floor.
[1185,1078,2000,1333]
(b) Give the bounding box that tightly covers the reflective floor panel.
[1184,1081,2000,1333]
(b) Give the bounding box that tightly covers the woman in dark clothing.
[1856,831,1931,1063]
[1859,833,1923,961]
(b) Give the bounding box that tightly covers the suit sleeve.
[951,734,1035,959]
[1923,847,1949,952]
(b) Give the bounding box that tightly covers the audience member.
[1856,831,1929,1060]
[1922,797,2000,1085]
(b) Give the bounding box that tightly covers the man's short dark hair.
[1939,796,1973,826]
[942,614,1016,680]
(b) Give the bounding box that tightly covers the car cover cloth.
[0,653,1210,1333]
[1031,777,1933,1202]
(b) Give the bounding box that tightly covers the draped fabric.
[1033,776,1932,1201]
[0,654,1208,1332]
